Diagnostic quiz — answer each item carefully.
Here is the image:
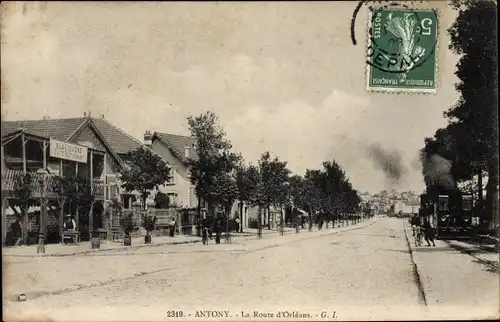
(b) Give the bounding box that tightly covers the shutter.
[105,175,119,200]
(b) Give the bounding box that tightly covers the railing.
[109,208,195,233]
[1,169,105,197]
[93,179,105,196]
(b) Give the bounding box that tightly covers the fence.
[109,207,199,236]
[1,169,105,198]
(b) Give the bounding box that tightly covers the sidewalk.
[3,219,376,304]
[404,227,499,317]
[2,227,297,258]
[445,239,499,267]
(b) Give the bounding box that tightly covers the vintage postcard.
[1,1,498,321]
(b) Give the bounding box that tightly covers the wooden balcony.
[1,169,105,200]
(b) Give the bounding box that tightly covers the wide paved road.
[4,217,498,321]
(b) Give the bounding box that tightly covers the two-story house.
[145,131,257,231]
[1,113,156,244]
[144,131,198,209]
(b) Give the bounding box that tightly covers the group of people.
[410,214,436,247]
[201,214,242,244]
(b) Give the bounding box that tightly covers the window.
[167,167,176,184]
[167,193,178,205]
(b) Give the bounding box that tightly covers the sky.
[1,1,460,194]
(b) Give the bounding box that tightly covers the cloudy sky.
[1,1,460,193]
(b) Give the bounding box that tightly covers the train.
[419,188,474,239]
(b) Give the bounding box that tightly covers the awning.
[6,206,41,216]
[296,208,309,216]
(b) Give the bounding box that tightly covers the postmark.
[366,7,439,93]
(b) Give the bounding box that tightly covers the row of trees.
[186,111,364,236]
[420,0,498,228]
[9,112,364,244]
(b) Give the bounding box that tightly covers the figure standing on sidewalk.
[235,216,241,233]
[213,215,222,244]
[422,218,436,247]
[169,217,176,237]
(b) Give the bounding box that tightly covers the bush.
[248,218,259,229]
[142,215,157,233]
[120,213,134,237]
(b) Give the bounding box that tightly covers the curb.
[444,240,499,273]
[3,221,374,258]
[403,227,428,306]
[6,218,376,303]
[3,231,295,258]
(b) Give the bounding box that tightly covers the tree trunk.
[59,201,64,243]
[197,194,202,237]
[280,205,284,236]
[239,201,244,233]
[477,169,484,219]
[309,208,313,231]
[486,159,499,232]
[21,207,29,245]
[267,206,271,230]
[257,206,262,238]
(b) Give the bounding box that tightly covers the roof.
[1,118,86,141]
[89,118,143,155]
[155,132,198,163]
[1,117,143,155]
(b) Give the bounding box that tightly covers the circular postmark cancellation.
[365,6,439,93]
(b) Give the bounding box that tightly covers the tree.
[235,163,259,233]
[247,163,267,238]
[303,169,324,231]
[154,191,170,209]
[119,147,171,213]
[252,152,290,230]
[70,176,96,239]
[53,175,78,241]
[267,155,291,235]
[187,111,235,236]
[11,173,37,244]
[446,0,498,228]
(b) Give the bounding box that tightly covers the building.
[1,114,155,244]
[145,131,252,230]
[144,131,198,209]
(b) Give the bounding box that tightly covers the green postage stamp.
[366,7,439,93]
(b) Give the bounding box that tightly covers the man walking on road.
[422,218,436,247]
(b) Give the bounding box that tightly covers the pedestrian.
[213,216,222,244]
[63,214,77,244]
[410,214,419,236]
[169,217,176,237]
[422,218,436,247]
[10,217,22,246]
[235,216,241,233]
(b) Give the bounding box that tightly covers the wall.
[72,126,119,177]
[150,140,192,208]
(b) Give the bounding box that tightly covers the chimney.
[144,130,153,147]
[101,114,105,119]
[184,146,190,159]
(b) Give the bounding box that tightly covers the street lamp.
[37,173,46,254]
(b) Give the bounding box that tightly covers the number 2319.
[166,311,184,318]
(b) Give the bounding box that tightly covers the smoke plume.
[421,153,456,190]
[367,144,407,184]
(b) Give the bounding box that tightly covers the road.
[3,217,499,321]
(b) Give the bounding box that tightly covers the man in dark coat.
[213,216,222,244]
[422,218,436,247]
[10,217,22,246]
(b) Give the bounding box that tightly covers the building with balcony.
[1,114,152,245]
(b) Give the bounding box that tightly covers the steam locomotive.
[419,187,474,239]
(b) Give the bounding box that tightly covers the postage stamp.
[366,7,439,93]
